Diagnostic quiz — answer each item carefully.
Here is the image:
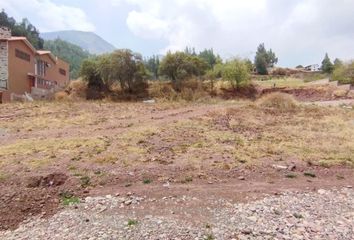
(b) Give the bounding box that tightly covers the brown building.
[0,27,69,103]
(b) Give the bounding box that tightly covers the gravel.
[1,188,353,240]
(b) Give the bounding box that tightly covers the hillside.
[41,30,116,55]
[43,39,92,79]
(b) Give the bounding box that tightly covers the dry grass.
[0,99,353,179]
[257,92,298,111]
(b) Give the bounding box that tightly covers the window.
[15,49,30,62]
[37,60,47,76]
[59,68,66,76]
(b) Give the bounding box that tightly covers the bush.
[332,61,354,84]
[257,92,298,111]
[66,80,87,99]
[54,91,69,101]
[222,59,250,89]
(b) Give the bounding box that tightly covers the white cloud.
[114,0,354,66]
[0,0,95,32]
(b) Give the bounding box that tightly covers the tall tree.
[321,53,334,74]
[144,55,160,80]
[254,43,278,75]
[0,10,44,49]
[198,48,222,69]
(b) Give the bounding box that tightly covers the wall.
[0,27,10,102]
[36,54,70,88]
[0,40,8,91]
[3,40,36,102]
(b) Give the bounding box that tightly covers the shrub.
[332,61,354,84]
[66,80,87,99]
[54,91,69,101]
[257,92,298,111]
[222,59,250,89]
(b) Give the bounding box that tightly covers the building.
[304,64,320,72]
[0,27,69,103]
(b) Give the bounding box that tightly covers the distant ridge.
[41,30,116,55]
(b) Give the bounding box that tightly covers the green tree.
[99,49,147,93]
[332,61,354,84]
[333,58,343,69]
[80,57,104,89]
[321,53,334,74]
[159,51,208,90]
[144,55,160,80]
[254,43,278,75]
[222,59,250,89]
[198,48,222,69]
[0,10,44,49]
[44,39,91,79]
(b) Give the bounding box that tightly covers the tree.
[99,49,148,93]
[206,63,224,92]
[159,51,208,90]
[80,57,104,90]
[44,39,91,79]
[333,58,343,69]
[80,49,148,94]
[296,65,304,69]
[144,55,160,80]
[198,48,222,69]
[321,53,334,74]
[254,43,278,75]
[332,61,354,85]
[0,10,44,49]
[222,59,250,89]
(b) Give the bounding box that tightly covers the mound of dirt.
[26,173,68,188]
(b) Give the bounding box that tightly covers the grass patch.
[304,172,316,178]
[60,192,80,206]
[143,178,152,184]
[285,173,297,179]
[127,219,138,226]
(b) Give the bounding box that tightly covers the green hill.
[43,39,91,79]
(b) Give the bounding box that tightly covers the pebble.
[1,188,353,240]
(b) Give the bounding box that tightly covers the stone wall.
[0,40,8,90]
[0,27,11,39]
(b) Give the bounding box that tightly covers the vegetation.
[44,39,91,79]
[80,49,148,94]
[144,55,160,80]
[254,43,278,75]
[159,51,208,90]
[332,60,354,84]
[0,10,44,49]
[222,59,250,89]
[321,53,334,74]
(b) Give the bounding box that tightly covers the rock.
[287,164,296,171]
[124,200,132,206]
[272,165,288,170]
[241,229,252,235]
[238,176,245,181]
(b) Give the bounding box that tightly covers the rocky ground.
[1,187,353,240]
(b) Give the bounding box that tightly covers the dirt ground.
[0,95,353,231]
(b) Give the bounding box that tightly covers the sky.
[1,0,354,67]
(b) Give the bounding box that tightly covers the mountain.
[41,30,116,55]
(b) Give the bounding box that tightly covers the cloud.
[0,0,95,32]
[115,0,354,66]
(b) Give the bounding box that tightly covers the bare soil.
[0,97,353,231]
